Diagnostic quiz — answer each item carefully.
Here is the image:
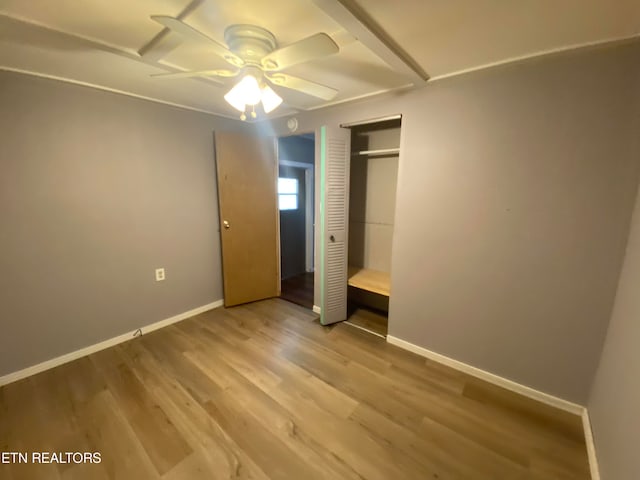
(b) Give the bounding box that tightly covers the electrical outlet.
[155,268,165,281]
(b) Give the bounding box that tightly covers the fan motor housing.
[224,25,277,64]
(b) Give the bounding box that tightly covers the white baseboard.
[0,300,223,387]
[582,409,601,480]
[386,335,585,416]
[312,305,321,314]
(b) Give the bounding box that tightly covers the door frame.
[276,132,317,291]
[278,159,315,273]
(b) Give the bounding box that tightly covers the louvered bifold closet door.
[320,125,350,325]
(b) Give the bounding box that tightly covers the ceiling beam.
[311,0,429,86]
[138,0,204,61]
[0,14,224,88]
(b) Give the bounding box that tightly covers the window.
[278,177,298,210]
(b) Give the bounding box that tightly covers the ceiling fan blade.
[261,33,338,71]
[151,69,239,79]
[150,15,244,67]
[267,73,338,101]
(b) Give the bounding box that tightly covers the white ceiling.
[356,0,640,79]
[1,0,638,120]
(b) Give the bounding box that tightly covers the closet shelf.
[351,148,400,157]
[348,266,391,297]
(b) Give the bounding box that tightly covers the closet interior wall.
[348,119,401,313]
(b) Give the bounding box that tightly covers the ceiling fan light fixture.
[224,74,262,112]
[269,74,285,85]
[223,90,245,112]
[225,75,283,117]
[224,55,243,66]
[263,59,278,70]
[151,18,341,118]
[261,85,283,114]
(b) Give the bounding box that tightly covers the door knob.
[223,220,230,229]
[329,235,335,242]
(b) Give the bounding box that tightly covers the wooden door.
[214,131,279,307]
[319,126,351,325]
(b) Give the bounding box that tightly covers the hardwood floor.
[280,272,314,309]
[345,307,388,337]
[0,298,590,479]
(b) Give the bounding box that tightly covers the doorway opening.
[278,133,315,309]
[345,119,401,337]
[330,116,401,337]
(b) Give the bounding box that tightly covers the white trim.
[582,409,601,480]
[255,87,408,120]
[312,305,322,314]
[352,148,400,157]
[0,300,223,387]
[304,167,315,272]
[304,85,413,111]
[279,159,313,169]
[279,35,640,117]
[310,0,428,85]
[278,158,316,273]
[428,33,640,83]
[138,0,204,61]
[0,67,239,120]
[340,114,402,128]
[386,335,585,415]
[3,12,138,58]
[0,13,242,120]
[4,11,638,124]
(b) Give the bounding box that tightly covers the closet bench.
[347,266,390,297]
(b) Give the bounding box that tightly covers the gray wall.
[0,71,243,377]
[278,135,314,164]
[588,94,640,480]
[266,40,640,403]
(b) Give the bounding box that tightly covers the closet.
[344,117,401,336]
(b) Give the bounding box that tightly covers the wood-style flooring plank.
[0,298,591,480]
[345,308,389,337]
[280,272,314,309]
[118,339,271,480]
[78,389,159,480]
[90,347,192,476]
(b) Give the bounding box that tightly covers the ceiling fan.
[150,16,340,119]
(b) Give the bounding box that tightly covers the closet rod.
[340,114,402,128]
[352,148,400,157]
